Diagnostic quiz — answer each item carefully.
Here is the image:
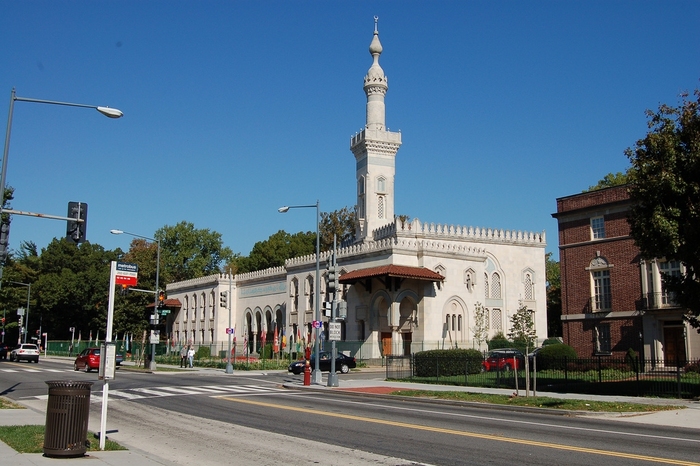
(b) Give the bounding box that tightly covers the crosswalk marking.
[32,384,288,402]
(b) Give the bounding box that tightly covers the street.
[2,358,699,466]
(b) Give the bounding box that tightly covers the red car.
[482,349,525,372]
[73,347,123,372]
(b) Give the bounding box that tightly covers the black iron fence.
[386,354,700,399]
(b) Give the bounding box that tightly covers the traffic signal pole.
[327,235,339,387]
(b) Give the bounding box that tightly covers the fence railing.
[386,355,700,399]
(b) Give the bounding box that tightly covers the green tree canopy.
[626,89,700,329]
[235,207,357,274]
[157,221,235,283]
[584,171,630,192]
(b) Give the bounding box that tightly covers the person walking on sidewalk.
[187,346,195,368]
[180,345,187,368]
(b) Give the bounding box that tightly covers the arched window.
[491,273,501,299]
[524,273,533,300]
[378,196,385,219]
[377,176,386,193]
[484,273,489,299]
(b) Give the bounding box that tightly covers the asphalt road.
[2,358,699,466]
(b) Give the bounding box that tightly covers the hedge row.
[413,349,483,377]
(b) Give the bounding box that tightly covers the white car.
[10,343,40,363]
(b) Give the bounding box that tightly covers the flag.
[244,334,248,356]
[273,326,279,354]
[125,333,129,352]
[95,330,99,345]
[281,329,287,351]
[77,331,81,347]
[89,330,93,345]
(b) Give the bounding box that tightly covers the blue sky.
[1,1,698,261]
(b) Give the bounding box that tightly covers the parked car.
[288,351,357,375]
[482,348,524,372]
[0,343,9,360]
[73,347,123,372]
[9,343,40,363]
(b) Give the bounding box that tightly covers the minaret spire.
[350,18,402,243]
[364,16,387,131]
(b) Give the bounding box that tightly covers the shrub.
[196,346,211,359]
[684,360,700,374]
[536,343,577,370]
[487,332,511,351]
[542,337,563,346]
[414,349,483,377]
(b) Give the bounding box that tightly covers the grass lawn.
[0,425,126,453]
[390,389,684,412]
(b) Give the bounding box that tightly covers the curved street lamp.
[111,229,160,371]
[2,88,123,214]
[0,88,123,283]
[278,200,322,384]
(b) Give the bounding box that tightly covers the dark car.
[0,343,8,360]
[74,347,123,372]
[288,351,357,375]
[482,348,525,372]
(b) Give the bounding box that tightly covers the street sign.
[150,330,160,344]
[312,320,323,329]
[226,328,234,335]
[328,322,341,341]
[115,262,138,287]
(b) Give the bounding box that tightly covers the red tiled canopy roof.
[146,298,182,309]
[338,265,444,284]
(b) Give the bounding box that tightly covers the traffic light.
[157,290,165,310]
[327,265,337,294]
[1,317,5,325]
[220,291,228,309]
[66,202,88,244]
[0,220,10,263]
[120,284,130,296]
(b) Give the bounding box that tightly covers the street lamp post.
[110,229,160,371]
[0,88,123,283]
[278,200,322,384]
[8,281,30,343]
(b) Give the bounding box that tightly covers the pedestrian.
[187,346,195,368]
[180,345,187,368]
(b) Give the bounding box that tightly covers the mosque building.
[164,20,547,359]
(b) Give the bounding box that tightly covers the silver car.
[10,343,40,363]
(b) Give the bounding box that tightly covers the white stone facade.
[164,21,547,359]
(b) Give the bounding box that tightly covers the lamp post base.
[225,363,233,374]
[312,369,323,384]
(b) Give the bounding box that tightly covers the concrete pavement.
[1,360,699,466]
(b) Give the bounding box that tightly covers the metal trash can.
[43,380,93,458]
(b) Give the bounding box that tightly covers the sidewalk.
[1,362,699,465]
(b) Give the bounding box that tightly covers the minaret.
[350,17,402,243]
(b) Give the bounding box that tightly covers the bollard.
[303,346,311,386]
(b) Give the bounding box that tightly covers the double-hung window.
[593,270,611,311]
[591,216,605,239]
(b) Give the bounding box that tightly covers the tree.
[471,302,488,350]
[157,221,235,283]
[507,301,537,350]
[584,171,630,192]
[235,230,315,274]
[31,239,120,340]
[235,207,357,274]
[625,89,700,330]
[319,206,356,251]
[545,252,562,337]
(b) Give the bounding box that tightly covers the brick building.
[553,185,699,364]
